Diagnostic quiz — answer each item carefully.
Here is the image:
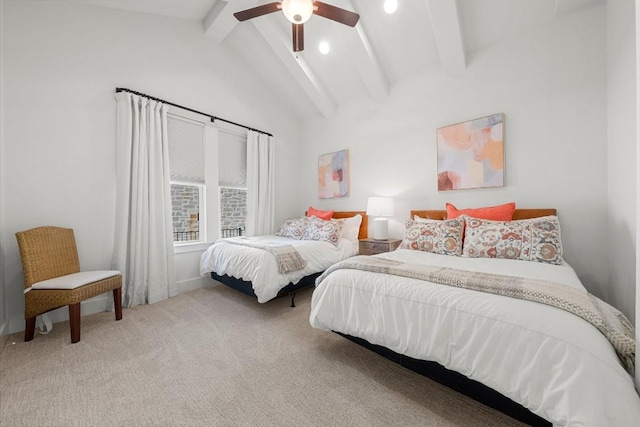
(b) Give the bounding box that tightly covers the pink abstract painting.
[437,113,504,191]
[318,149,350,199]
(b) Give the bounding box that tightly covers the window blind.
[167,115,205,184]
[218,129,247,187]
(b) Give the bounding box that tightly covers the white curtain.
[113,92,177,308]
[246,131,275,236]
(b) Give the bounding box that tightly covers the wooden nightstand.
[359,238,402,255]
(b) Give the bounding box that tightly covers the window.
[218,129,247,238]
[167,107,247,247]
[167,112,207,244]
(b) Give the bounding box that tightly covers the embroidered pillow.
[462,215,563,265]
[306,206,334,220]
[446,202,516,221]
[302,216,344,246]
[413,215,441,223]
[399,218,464,256]
[275,217,308,240]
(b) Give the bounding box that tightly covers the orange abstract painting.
[318,149,350,199]
[437,113,504,191]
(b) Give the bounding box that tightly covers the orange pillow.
[446,202,516,221]
[306,206,334,220]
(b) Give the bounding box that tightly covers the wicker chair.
[15,226,123,343]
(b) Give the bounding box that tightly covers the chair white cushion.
[32,270,121,290]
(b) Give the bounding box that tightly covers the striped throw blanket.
[222,236,307,274]
[317,255,636,376]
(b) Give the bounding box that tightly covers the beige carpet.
[0,284,526,427]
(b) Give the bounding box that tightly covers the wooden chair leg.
[69,303,81,343]
[25,317,36,342]
[113,287,123,321]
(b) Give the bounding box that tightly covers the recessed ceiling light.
[319,41,330,55]
[383,0,398,14]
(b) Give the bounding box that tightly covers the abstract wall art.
[437,113,505,191]
[318,149,350,199]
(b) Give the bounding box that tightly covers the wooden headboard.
[333,211,368,239]
[410,209,557,220]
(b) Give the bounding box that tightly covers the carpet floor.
[0,284,526,427]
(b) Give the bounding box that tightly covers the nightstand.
[359,238,402,255]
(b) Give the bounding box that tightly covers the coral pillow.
[446,202,516,221]
[306,206,334,220]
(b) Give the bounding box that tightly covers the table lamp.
[366,196,394,240]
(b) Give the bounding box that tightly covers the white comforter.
[200,236,357,302]
[309,249,640,426]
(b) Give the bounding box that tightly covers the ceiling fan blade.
[292,23,304,52]
[313,1,360,27]
[233,2,281,22]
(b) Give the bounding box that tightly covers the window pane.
[218,130,247,187]
[220,188,246,238]
[171,183,200,242]
[167,115,205,183]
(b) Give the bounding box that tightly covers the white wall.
[634,0,640,393]
[298,6,624,316]
[0,2,302,333]
[607,0,638,329]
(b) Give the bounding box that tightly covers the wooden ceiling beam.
[425,0,466,74]
[203,0,259,43]
[250,18,337,118]
[340,0,389,102]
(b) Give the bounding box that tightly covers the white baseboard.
[177,276,211,293]
[1,280,212,337]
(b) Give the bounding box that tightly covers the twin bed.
[201,208,640,426]
[200,211,367,304]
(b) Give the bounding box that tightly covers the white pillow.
[413,215,441,223]
[338,214,362,242]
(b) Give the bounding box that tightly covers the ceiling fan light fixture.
[383,0,398,14]
[281,0,314,24]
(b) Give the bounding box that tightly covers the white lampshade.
[281,0,314,24]
[366,197,394,240]
[366,197,395,217]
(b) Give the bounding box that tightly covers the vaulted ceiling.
[71,0,603,119]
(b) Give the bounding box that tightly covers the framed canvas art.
[437,113,504,191]
[318,149,350,199]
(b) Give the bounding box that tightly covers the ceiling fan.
[233,0,360,52]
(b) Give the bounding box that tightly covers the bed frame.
[339,208,557,426]
[412,208,557,220]
[212,211,367,306]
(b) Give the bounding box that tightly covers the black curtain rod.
[115,87,273,137]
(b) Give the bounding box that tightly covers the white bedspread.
[200,236,357,302]
[309,249,640,426]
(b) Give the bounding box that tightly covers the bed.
[309,209,640,426]
[200,211,367,304]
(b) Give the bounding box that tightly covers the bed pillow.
[413,215,441,223]
[462,215,563,265]
[306,206,334,220]
[302,216,344,246]
[399,218,464,256]
[446,202,516,221]
[275,217,308,240]
[334,214,362,242]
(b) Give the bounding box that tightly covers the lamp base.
[371,218,389,240]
